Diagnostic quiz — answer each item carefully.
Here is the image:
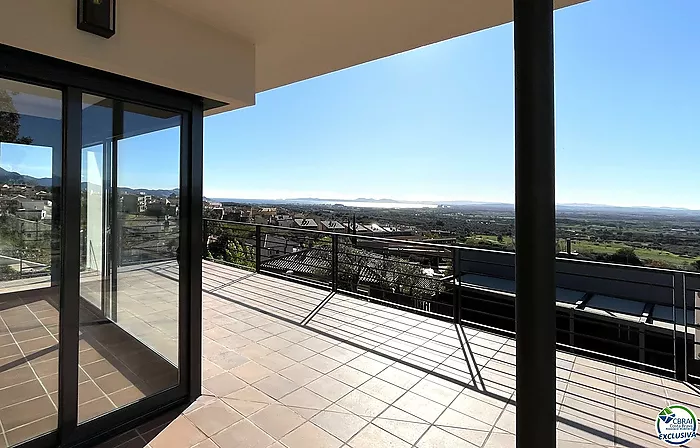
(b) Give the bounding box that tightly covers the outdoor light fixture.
[77,0,116,38]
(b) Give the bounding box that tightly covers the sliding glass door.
[0,43,202,448]
[77,94,182,423]
[0,76,63,447]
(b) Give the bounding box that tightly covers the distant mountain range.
[213,197,700,215]
[1,168,695,215]
[0,167,179,197]
[82,183,179,197]
[0,167,53,187]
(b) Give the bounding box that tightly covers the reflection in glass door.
[0,78,62,446]
[77,94,181,423]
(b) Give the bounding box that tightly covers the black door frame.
[0,44,203,448]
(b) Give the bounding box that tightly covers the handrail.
[202,217,700,277]
[203,217,462,250]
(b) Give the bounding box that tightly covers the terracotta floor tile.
[208,350,249,370]
[376,366,422,390]
[311,410,368,442]
[248,404,306,439]
[321,345,361,364]
[256,352,296,372]
[278,363,324,387]
[226,385,275,403]
[279,387,331,411]
[258,335,294,351]
[435,408,492,431]
[393,392,445,423]
[374,418,430,445]
[95,371,134,395]
[186,399,243,437]
[203,372,247,397]
[147,415,207,448]
[221,398,268,417]
[378,406,428,423]
[18,336,56,354]
[78,397,116,423]
[235,343,273,360]
[211,419,275,448]
[336,390,389,419]
[438,427,490,447]
[410,378,461,406]
[78,381,106,405]
[192,440,219,448]
[416,426,478,448]
[82,359,119,379]
[449,393,504,426]
[280,421,342,448]
[230,361,274,384]
[0,365,35,389]
[12,327,51,342]
[327,365,372,388]
[482,432,516,448]
[253,374,300,400]
[349,423,411,448]
[278,344,315,362]
[298,337,335,353]
[0,379,47,409]
[359,378,406,404]
[347,355,388,376]
[109,386,147,408]
[303,354,341,374]
[306,375,354,402]
[4,414,57,447]
[0,395,56,431]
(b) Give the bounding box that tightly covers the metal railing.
[203,218,453,319]
[202,217,700,385]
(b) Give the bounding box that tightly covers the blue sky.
[202,0,700,208]
[2,1,698,208]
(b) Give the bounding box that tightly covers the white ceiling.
[152,0,587,95]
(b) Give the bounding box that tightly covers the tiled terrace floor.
[0,289,177,447]
[0,264,180,447]
[88,260,700,448]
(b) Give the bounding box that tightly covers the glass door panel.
[0,77,62,446]
[78,94,181,423]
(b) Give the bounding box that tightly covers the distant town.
[3,179,700,280]
[204,198,700,272]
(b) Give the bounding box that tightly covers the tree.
[692,259,700,272]
[601,247,642,266]
[0,90,33,144]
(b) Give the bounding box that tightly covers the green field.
[570,239,698,267]
[463,234,513,248]
[461,234,699,269]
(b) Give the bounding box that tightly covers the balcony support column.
[513,1,556,447]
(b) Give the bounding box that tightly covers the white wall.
[0,0,256,110]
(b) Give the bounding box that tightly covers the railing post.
[673,271,684,381]
[452,247,461,323]
[202,219,208,256]
[255,225,261,273]
[331,234,339,291]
